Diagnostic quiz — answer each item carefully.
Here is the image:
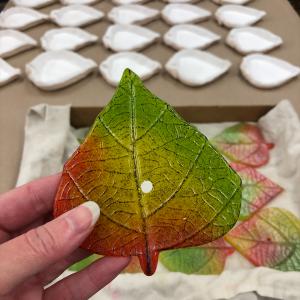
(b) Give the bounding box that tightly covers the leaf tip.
[138,251,159,276]
[119,68,140,84]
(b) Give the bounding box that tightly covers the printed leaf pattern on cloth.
[231,163,283,220]
[225,208,300,271]
[54,69,242,276]
[160,238,234,275]
[211,123,273,167]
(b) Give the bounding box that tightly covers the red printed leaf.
[231,163,283,220]
[211,123,273,167]
[226,208,300,271]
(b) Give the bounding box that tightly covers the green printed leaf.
[211,123,273,167]
[231,163,283,220]
[54,69,242,276]
[226,208,300,271]
[69,254,100,272]
[160,238,234,275]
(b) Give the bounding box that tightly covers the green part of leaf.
[226,207,300,271]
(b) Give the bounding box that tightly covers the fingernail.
[65,201,100,233]
[81,201,100,226]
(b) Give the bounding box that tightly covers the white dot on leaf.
[141,180,153,193]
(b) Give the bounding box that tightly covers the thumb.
[0,201,100,295]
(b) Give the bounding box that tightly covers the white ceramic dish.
[212,0,253,5]
[161,4,211,25]
[99,52,161,86]
[240,54,300,89]
[165,49,231,86]
[215,5,266,28]
[41,27,98,51]
[0,58,21,86]
[107,4,160,25]
[226,27,282,54]
[163,0,200,3]
[25,50,97,90]
[0,7,48,30]
[0,30,37,58]
[60,0,99,5]
[163,24,220,50]
[50,5,104,27]
[112,0,148,5]
[12,0,56,8]
[103,24,160,52]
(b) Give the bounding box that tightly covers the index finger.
[0,174,61,232]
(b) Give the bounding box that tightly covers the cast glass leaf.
[160,238,234,274]
[226,208,300,271]
[211,123,273,167]
[54,69,241,275]
[231,163,283,220]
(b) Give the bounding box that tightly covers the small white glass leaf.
[103,24,160,52]
[25,50,97,90]
[0,7,48,30]
[163,0,200,3]
[107,4,159,25]
[162,4,212,25]
[215,5,266,28]
[0,58,21,86]
[99,52,161,86]
[241,54,300,89]
[226,27,282,54]
[165,49,231,86]
[60,0,100,5]
[212,0,253,5]
[50,5,104,27]
[12,0,56,9]
[0,29,37,58]
[163,24,220,50]
[41,27,98,51]
[112,0,149,5]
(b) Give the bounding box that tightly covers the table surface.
[0,0,300,193]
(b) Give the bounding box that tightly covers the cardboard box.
[0,0,299,193]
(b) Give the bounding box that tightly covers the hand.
[0,174,130,299]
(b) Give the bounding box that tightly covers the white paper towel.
[16,100,300,300]
[16,104,71,186]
